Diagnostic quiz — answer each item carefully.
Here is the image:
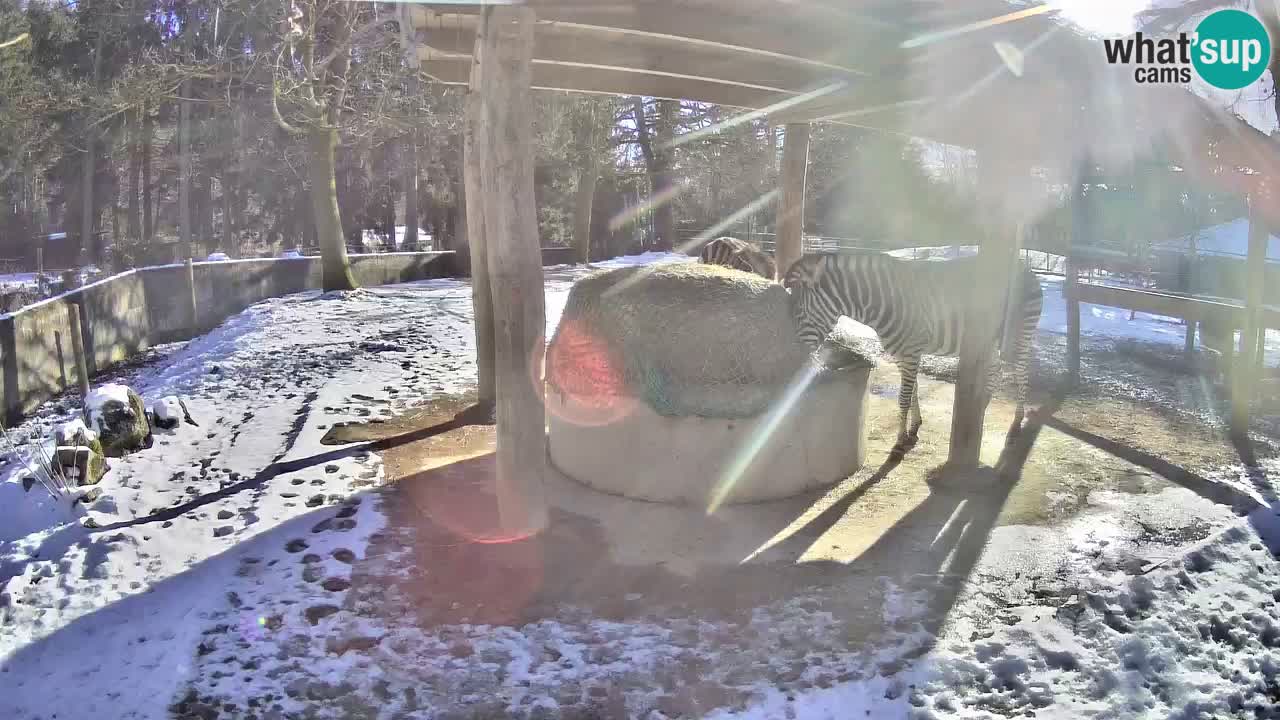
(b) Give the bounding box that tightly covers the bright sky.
[1049,0,1153,37]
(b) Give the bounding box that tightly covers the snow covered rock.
[84,384,152,457]
[52,419,106,486]
[206,252,230,261]
[151,396,182,430]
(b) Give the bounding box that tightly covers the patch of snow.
[2,247,1276,719]
[55,418,96,444]
[83,384,133,435]
[206,252,230,262]
[151,396,181,426]
[0,478,81,543]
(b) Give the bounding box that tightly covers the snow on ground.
[0,248,1277,719]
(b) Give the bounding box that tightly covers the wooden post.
[36,247,44,295]
[1065,257,1081,385]
[1184,321,1197,358]
[1231,194,1268,440]
[185,257,198,330]
[66,303,90,400]
[463,56,496,405]
[774,122,810,278]
[1065,164,1087,386]
[469,5,548,535]
[949,151,1022,468]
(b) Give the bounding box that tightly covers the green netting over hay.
[547,262,875,419]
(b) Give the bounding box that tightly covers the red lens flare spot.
[398,456,545,624]
[544,321,636,427]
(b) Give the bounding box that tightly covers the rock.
[53,420,107,486]
[214,526,234,537]
[84,384,152,457]
[305,604,340,625]
[152,396,183,430]
[74,487,104,506]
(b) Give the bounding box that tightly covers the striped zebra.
[783,251,1043,459]
[699,237,778,280]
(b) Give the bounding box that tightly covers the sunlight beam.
[902,5,1054,49]
[675,190,780,254]
[607,180,688,234]
[661,81,848,151]
[707,358,824,516]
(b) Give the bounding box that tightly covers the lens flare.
[608,181,687,233]
[545,320,637,427]
[707,357,825,515]
[901,5,1055,49]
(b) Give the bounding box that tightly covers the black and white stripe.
[699,237,777,280]
[783,251,1042,458]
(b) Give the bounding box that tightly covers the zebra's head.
[783,254,837,349]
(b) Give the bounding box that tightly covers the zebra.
[783,251,1043,459]
[699,236,778,280]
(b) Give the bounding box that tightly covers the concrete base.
[547,366,870,506]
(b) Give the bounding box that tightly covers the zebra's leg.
[908,387,923,441]
[1006,314,1038,443]
[891,357,921,460]
[984,351,1001,412]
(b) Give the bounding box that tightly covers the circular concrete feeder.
[545,262,873,506]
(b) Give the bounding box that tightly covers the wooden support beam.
[774,123,810,277]
[420,58,793,110]
[414,24,841,93]
[417,2,888,74]
[463,74,495,405]
[66,303,90,401]
[1065,258,1081,386]
[1232,195,1269,440]
[949,151,1022,468]
[468,5,549,535]
[1065,164,1088,386]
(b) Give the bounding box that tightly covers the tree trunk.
[142,105,154,245]
[469,4,547,535]
[179,82,192,258]
[451,172,465,253]
[403,129,419,250]
[220,172,234,252]
[127,110,142,242]
[652,100,678,251]
[709,106,722,223]
[464,84,496,404]
[775,123,810,278]
[631,97,678,251]
[80,28,105,266]
[572,106,599,264]
[308,127,357,291]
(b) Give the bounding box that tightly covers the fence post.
[36,247,44,295]
[185,257,198,331]
[66,302,90,400]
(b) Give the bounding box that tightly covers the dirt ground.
[271,336,1271,719]
[323,346,1263,623]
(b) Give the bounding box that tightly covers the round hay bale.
[546,262,874,505]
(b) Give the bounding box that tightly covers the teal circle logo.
[1192,9,1271,90]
